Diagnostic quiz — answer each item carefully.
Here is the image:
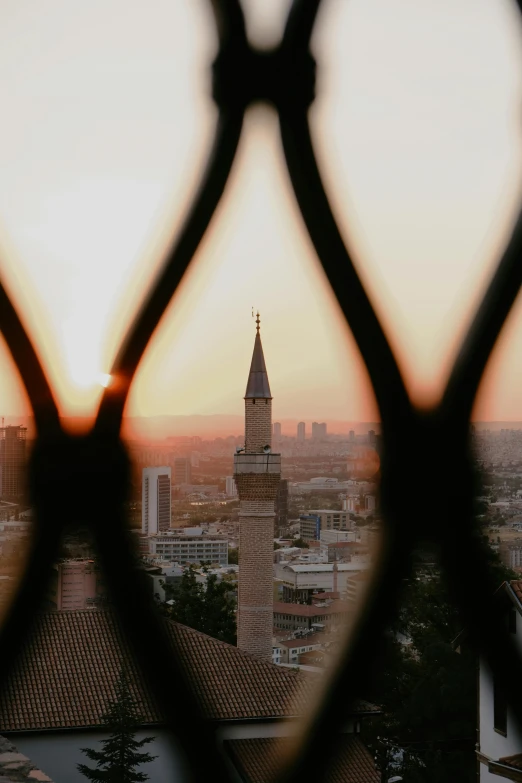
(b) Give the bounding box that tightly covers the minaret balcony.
[234,453,281,475]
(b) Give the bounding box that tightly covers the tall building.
[173,457,191,485]
[142,466,171,535]
[225,476,238,497]
[297,421,306,441]
[273,422,282,440]
[275,479,289,536]
[311,422,327,440]
[234,314,280,661]
[0,425,27,499]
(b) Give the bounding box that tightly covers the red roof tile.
[0,610,315,731]
[224,736,381,783]
[510,580,522,605]
[274,601,352,617]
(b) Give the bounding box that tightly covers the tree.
[78,670,156,782]
[364,576,478,783]
[165,567,236,644]
[292,538,309,549]
[228,547,238,564]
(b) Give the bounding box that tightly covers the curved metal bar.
[281,0,322,51]
[443,208,522,424]
[276,66,416,783]
[86,434,233,783]
[209,0,248,46]
[97,108,244,434]
[0,442,66,722]
[0,281,59,434]
[278,110,411,439]
[0,283,62,702]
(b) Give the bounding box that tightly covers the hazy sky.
[0,0,522,423]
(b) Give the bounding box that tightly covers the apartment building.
[148,532,228,566]
[300,509,354,541]
[142,466,171,535]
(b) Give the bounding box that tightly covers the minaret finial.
[256,311,260,334]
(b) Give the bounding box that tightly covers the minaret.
[234,314,281,660]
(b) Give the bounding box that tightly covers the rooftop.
[274,601,352,617]
[0,610,315,731]
[224,736,380,783]
[282,564,368,573]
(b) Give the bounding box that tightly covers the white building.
[279,637,323,665]
[148,531,228,566]
[225,476,238,497]
[343,496,356,512]
[142,466,171,535]
[477,579,522,780]
[300,509,354,541]
[320,530,358,546]
[274,561,369,601]
[365,495,376,511]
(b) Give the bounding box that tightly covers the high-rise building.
[312,422,327,440]
[234,314,280,661]
[0,425,27,499]
[173,457,191,485]
[142,466,171,535]
[275,479,289,536]
[349,430,355,442]
[297,421,305,441]
[225,476,238,497]
[273,422,282,440]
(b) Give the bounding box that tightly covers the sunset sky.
[0,0,522,424]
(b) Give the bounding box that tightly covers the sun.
[98,373,112,389]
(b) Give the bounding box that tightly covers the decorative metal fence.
[0,0,521,780]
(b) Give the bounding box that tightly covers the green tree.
[228,547,238,564]
[78,670,156,782]
[292,538,309,549]
[165,567,236,644]
[365,576,478,783]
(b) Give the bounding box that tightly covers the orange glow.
[0,1,519,424]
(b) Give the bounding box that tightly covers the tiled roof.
[510,580,522,605]
[0,610,317,731]
[224,736,381,783]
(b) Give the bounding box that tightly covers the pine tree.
[77,669,156,782]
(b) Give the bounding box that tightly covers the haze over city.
[0,0,521,424]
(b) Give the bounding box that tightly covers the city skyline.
[0,1,521,423]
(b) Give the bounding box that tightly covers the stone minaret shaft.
[234,315,280,661]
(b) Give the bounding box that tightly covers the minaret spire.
[245,312,272,400]
[234,315,281,661]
